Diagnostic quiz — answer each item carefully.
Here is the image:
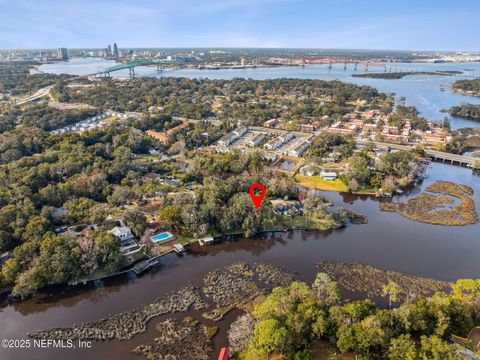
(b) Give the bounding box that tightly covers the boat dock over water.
[173,243,186,253]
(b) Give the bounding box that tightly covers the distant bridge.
[90,58,176,78]
[358,140,477,167]
[295,57,479,77]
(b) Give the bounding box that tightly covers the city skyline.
[1,0,480,51]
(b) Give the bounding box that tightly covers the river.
[37,57,480,130]
[2,58,478,360]
[1,162,480,360]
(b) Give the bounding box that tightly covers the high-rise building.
[113,43,119,58]
[56,48,68,61]
[106,44,112,57]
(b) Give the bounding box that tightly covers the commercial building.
[146,130,169,144]
[56,48,68,61]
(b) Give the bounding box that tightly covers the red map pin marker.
[249,183,266,209]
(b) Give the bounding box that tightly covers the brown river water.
[1,162,480,360]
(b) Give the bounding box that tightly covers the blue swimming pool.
[151,232,174,243]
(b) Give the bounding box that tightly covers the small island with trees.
[352,70,462,79]
[452,78,480,97]
[443,103,480,121]
[380,181,478,226]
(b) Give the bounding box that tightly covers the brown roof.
[146,130,169,143]
[165,121,190,135]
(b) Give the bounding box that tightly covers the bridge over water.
[358,140,478,167]
[90,58,175,78]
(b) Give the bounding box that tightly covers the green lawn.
[294,174,348,192]
[294,174,376,195]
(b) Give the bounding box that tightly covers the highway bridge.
[295,57,479,77]
[357,140,477,167]
[90,58,175,78]
[14,84,55,105]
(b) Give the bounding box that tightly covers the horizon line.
[1,46,480,53]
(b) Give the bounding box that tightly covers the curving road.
[14,84,55,105]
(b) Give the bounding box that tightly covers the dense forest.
[0,61,73,96]
[234,274,478,359]
[452,78,480,96]
[68,77,389,123]
[447,103,480,120]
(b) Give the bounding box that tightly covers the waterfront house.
[271,199,303,216]
[109,226,135,246]
[320,171,337,180]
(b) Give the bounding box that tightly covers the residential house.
[109,226,136,246]
[247,132,265,147]
[299,166,316,176]
[320,171,337,180]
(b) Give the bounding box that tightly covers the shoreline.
[2,224,346,300]
[26,261,452,359]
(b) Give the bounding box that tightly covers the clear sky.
[1,0,479,50]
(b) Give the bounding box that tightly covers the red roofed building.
[146,130,169,144]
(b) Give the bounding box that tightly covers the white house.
[320,171,337,181]
[109,226,135,246]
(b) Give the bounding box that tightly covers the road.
[14,84,55,105]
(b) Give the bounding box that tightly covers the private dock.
[198,236,215,246]
[173,243,185,253]
[132,258,160,275]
